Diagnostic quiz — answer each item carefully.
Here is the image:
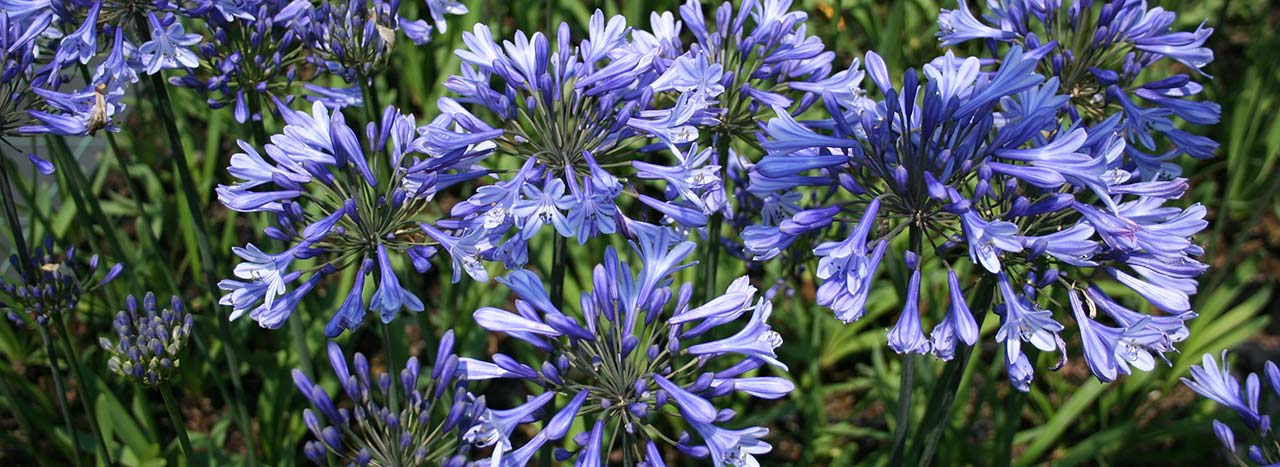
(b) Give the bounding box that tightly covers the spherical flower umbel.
[666,0,836,141]
[216,100,495,335]
[172,0,309,123]
[459,221,793,466]
[1,6,131,139]
[0,236,123,327]
[292,0,463,99]
[99,293,193,387]
[292,334,476,466]
[749,46,1206,390]
[936,0,1220,178]
[1183,351,1280,466]
[428,9,732,280]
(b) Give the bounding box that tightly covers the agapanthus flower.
[2,1,150,137]
[293,334,477,466]
[138,12,200,74]
[293,0,463,102]
[172,0,308,122]
[750,46,1206,390]
[459,221,793,465]
[600,0,842,261]
[0,235,123,326]
[35,0,196,79]
[0,9,52,138]
[99,292,193,387]
[937,0,1220,178]
[661,0,834,141]
[216,100,494,334]
[430,10,733,280]
[1183,351,1279,466]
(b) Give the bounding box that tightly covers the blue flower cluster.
[1,236,122,327]
[293,334,476,466]
[748,39,1208,389]
[426,9,733,276]
[216,101,495,335]
[3,0,1224,463]
[937,0,1220,178]
[3,0,469,139]
[172,0,310,123]
[290,0,467,106]
[1,0,214,137]
[458,222,792,466]
[1184,352,1280,465]
[100,293,193,387]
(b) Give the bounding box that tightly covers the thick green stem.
[378,320,402,463]
[889,354,915,466]
[890,226,925,466]
[359,75,382,129]
[245,91,272,149]
[39,324,84,467]
[911,276,996,467]
[540,234,569,467]
[53,318,111,465]
[0,150,34,278]
[142,69,259,467]
[160,384,194,463]
[701,135,731,303]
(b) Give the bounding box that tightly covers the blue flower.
[936,0,1220,178]
[936,0,1013,46]
[100,293,193,386]
[887,268,930,355]
[139,13,201,74]
[433,8,759,274]
[294,336,475,466]
[459,222,791,465]
[463,392,554,465]
[813,198,886,323]
[683,418,773,467]
[1183,351,1280,465]
[294,0,459,88]
[368,244,426,323]
[219,101,491,333]
[929,270,979,360]
[994,273,1064,369]
[53,0,99,66]
[512,175,574,240]
[0,236,123,327]
[172,0,308,123]
[748,44,1209,389]
[424,0,467,33]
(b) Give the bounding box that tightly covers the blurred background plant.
[0,0,1275,465]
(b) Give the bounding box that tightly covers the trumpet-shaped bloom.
[218,101,492,334]
[432,9,736,277]
[1183,351,1280,465]
[295,336,476,466]
[936,0,1220,178]
[748,45,1209,389]
[460,222,791,465]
